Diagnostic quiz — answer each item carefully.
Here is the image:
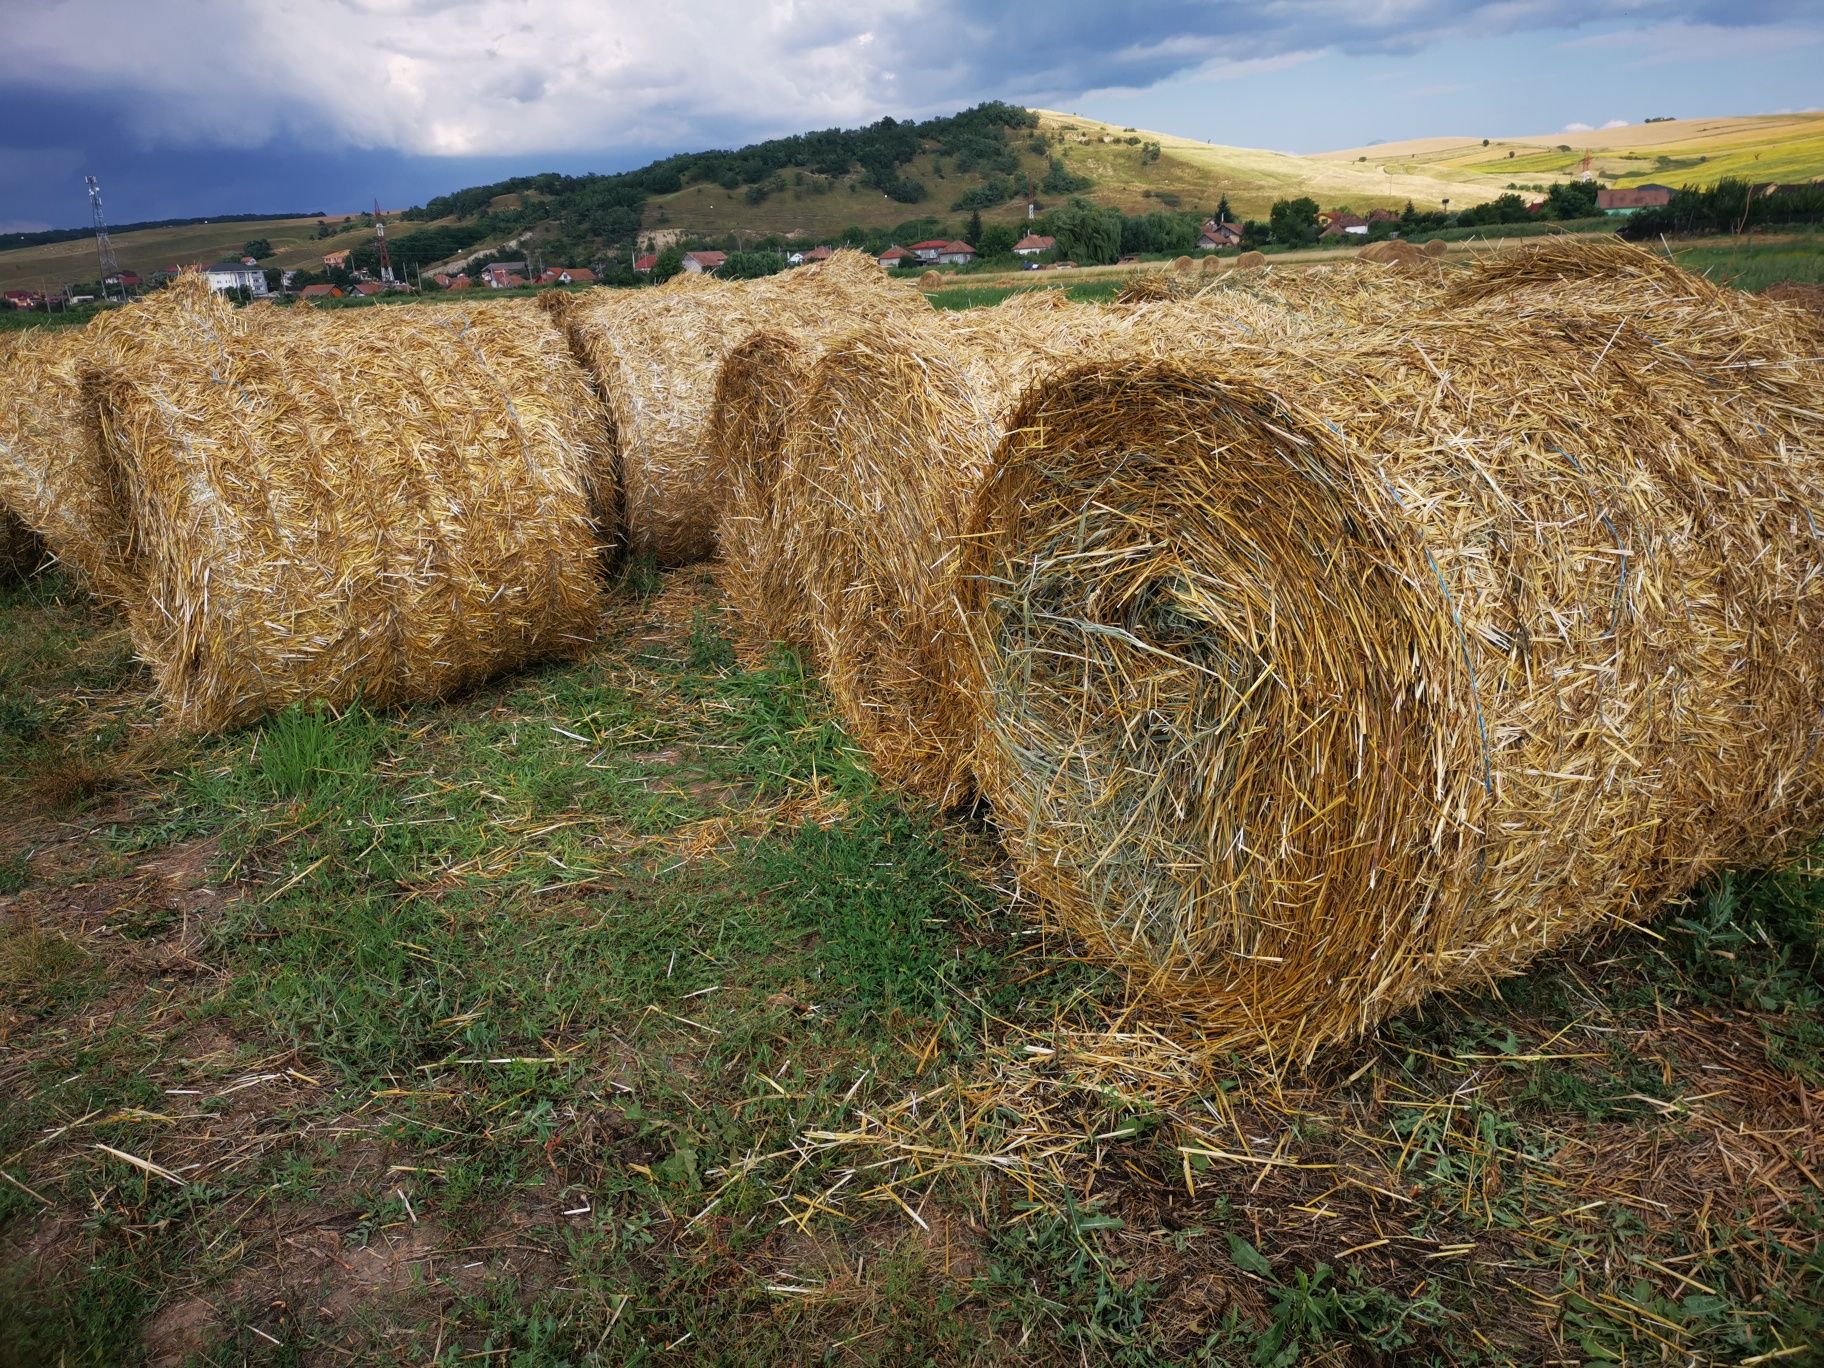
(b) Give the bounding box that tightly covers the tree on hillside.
[1544,179,1600,219]
[1045,199,1122,265]
[653,246,685,282]
[977,222,1019,258]
[1267,196,1320,246]
[1215,195,1233,224]
[243,238,274,259]
[967,209,984,247]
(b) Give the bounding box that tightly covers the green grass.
[2,566,1822,1362]
[1674,228,1824,291]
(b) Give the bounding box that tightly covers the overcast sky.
[4,0,1820,230]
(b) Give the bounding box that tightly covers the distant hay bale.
[1200,255,1226,274]
[547,250,917,566]
[959,255,1824,1057]
[1235,250,1267,269]
[918,270,943,288]
[1422,238,1448,258]
[1357,239,1426,267]
[84,296,610,732]
[1171,255,1195,272]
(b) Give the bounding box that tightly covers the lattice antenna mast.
[87,176,122,300]
[374,199,395,283]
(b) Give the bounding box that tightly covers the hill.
[7,107,1821,295]
[0,210,468,297]
[1320,112,1824,192]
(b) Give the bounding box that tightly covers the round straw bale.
[1421,237,1448,258]
[760,298,1199,802]
[548,250,918,566]
[959,277,1824,1057]
[918,270,943,288]
[1200,255,1226,275]
[83,297,610,732]
[1235,250,1267,270]
[1171,255,1195,272]
[708,329,810,644]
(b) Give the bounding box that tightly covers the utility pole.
[87,176,121,301]
[374,199,395,283]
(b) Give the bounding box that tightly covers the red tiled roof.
[879,246,910,260]
[685,250,727,268]
[298,284,342,298]
[1013,234,1055,251]
[907,239,949,251]
[353,282,384,295]
[633,254,659,271]
[803,246,834,261]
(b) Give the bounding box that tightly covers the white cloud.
[1563,121,1594,131]
[4,2,1817,160]
[1601,118,1630,128]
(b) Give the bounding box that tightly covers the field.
[1321,112,1824,192]
[0,213,450,298]
[5,247,1824,1365]
[1,556,1820,1364]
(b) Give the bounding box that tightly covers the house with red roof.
[1012,233,1055,257]
[878,245,911,268]
[633,253,659,274]
[681,250,727,274]
[908,239,976,265]
[353,281,385,296]
[1319,212,1369,239]
[538,267,596,286]
[788,245,835,266]
[1198,220,1242,249]
[2,289,43,310]
[297,284,344,299]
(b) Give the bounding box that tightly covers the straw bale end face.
[1235,250,1268,270]
[960,362,1481,1053]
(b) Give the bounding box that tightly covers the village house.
[353,281,385,296]
[103,270,143,291]
[1012,233,1056,257]
[322,249,351,271]
[202,260,269,296]
[1597,184,1674,214]
[297,283,344,299]
[633,253,658,274]
[1,289,43,310]
[907,238,976,265]
[537,267,596,285]
[1197,220,1243,249]
[680,250,727,274]
[878,245,911,268]
[787,245,834,266]
[1318,212,1369,239]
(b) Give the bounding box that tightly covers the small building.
[633,253,659,274]
[103,270,143,291]
[538,267,596,285]
[906,239,975,266]
[878,245,911,268]
[322,250,351,271]
[202,261,269,296]
[1,289,43,310]
[446,274,473,290]
[1012,233,1056,257]
[1597,184,1674,215]
[297,284,344,299]
[1319,213,1369,239]
[1197,220,1242,249]
[788,245,835,266]
[353,281,385,297]
[681,250,727,274]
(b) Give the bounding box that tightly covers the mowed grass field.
[2,539,1821,1362]
[1322,112,1824,192]
[0,214,452,297]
